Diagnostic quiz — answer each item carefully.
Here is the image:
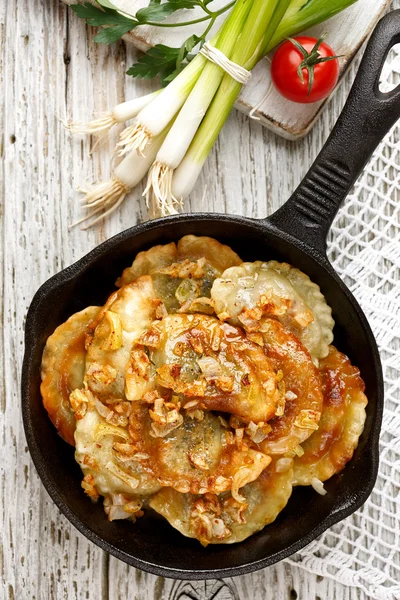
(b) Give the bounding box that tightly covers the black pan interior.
[22,214,383,578]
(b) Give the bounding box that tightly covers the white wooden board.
[63,0,390,138]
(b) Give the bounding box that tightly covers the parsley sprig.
[70,0,235,84]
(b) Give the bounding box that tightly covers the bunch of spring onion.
[69,0,358,227]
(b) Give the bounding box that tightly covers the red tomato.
[271,36,340,104]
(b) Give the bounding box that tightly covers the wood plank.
[1,1,109,598]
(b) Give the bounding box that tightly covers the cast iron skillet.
[22,11,400,580]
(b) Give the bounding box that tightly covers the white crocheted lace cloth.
[285,44,400,600]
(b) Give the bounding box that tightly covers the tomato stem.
[288,34,341,96]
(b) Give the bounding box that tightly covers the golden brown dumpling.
[211,261,334,360]
[74,402,160,499]
[136,313,284,424]
[41,306,100,445]
[259,319,324,455]
[150,458,293,545]
[84,276,159,401]
[293,346,368,486]
[117,236,243,314]
[129,405,271,495]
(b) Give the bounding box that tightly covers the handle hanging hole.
[379,43,400,93]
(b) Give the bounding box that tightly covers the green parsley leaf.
[127,45,183,85]
[176,34,201,69]
[162,65,185,84]
[136,0,198,23]
[94,23,136,44]
[135,4,176,22]
[70,2,136,28]
[127,33,200,86]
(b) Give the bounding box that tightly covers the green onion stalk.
[117,0,251,159]
[143,0,254,213]
[171,0,358,205]
[147,0,289,213]
[75,0,358,224]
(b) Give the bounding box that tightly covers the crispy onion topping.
[81,474,99,501]
[231,452,271,504]
[86,362,117,388]
[294,409,321,431]
[69,388,93,420]
[104,493,143,521]
[190,494,232,545]
[311,477,327,496]
[245,421,272,444]
[155,257,207,279]
[99,311,123,351]
[149,398,184,438]
[95,399,129,427]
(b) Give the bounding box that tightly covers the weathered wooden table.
[2,1,395,598]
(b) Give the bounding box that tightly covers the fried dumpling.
[211,261,334,360]
[150,458,293,545]
[137,313,284,424]
[40,234,368,543]
[259,319,324,455]
[74,399,161,503]
[267,261,335,360]
[117,236,243,314]
[129,405,271,495]
[116,242,178,286]
[41,306,100,445]
[293,346,368,486]
[176,235,242,274]
[84,276,159,401]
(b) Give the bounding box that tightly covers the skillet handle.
[267,9,400,254]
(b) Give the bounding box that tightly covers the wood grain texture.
[62,0,391,138]
[1,0,395,598]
